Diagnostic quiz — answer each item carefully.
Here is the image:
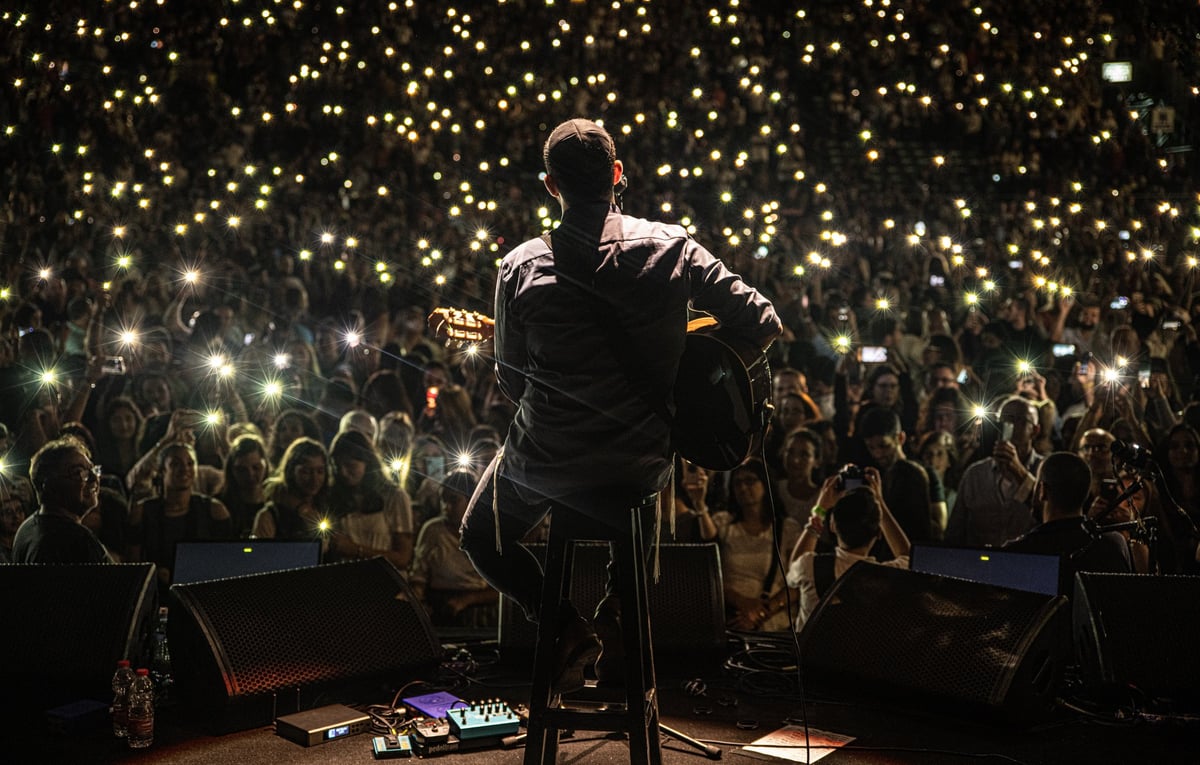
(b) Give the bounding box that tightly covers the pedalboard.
[411,732,504,758]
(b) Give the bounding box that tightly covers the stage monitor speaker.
[798,563,1067,721]
[169,557,441,733]
[1073,572,1200,702]
[498,542,726,670]
[0,563,157,714]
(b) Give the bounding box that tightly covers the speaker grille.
[170,558,441,729]
[799,563,1065,712]
[0,563,156,706]
[499,542,725,667]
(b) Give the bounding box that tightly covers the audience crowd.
[3,1,1199,629]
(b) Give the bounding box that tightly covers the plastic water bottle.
[110,660,135,738]
[127,668,155,749]
[150,606,173,702]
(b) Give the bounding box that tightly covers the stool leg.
[614,510,661,765]
[525,523,573,765]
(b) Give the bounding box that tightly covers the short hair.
[157,441,198,472]
[784,428,822,463]
[338,409,379,441]
[830,488,881,549]
[29,436,91,502]
[440,469,478,500]
[543,118,617,202]
[1000,395,1038,423]
[858,407,902,440]
[1036,452,1092,512]
[865,364,900,390]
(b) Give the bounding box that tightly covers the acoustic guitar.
[428,308,772,471]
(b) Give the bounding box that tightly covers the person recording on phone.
[945,396,1046,547]
[786,466,911,630]
[1050,295,1102,358]
[458,118,781,692]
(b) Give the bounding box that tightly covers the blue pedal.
[445,699,521,740]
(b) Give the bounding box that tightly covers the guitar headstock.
[428,307,496,346]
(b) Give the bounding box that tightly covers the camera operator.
[1004,451,1131,594]
[786,466,911,630]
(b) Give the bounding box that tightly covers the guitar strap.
[540,231,675,570]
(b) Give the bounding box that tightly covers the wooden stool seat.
[524,495,662,765]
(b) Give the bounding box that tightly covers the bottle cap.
[136,668,150,676]
[118,659,131,667]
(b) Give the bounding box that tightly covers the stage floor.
[16,640,1199,765]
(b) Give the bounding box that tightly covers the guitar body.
[672,325,773,471]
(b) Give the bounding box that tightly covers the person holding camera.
[785,465,911,630]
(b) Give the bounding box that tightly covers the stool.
[524,495,662,765]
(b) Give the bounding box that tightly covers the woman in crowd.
[376,410,415,483]
[1150,424,1200,573]
[763,393,821,475]
[128,442,233,587]
[775,429,823,525]
[252,437,330,540]
[219,434,270,537]
[93,397,145,483]
[267,408,322,466]
[707,459,801,632]
[916,430,961,514]
[407,434,449,527]
[669,457,719,543]
[360,369,415,421]
[325,429,414,569]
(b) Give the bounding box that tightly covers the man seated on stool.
[1003,451,1131,594]
[459,117,781,693]
[786,467,911,631]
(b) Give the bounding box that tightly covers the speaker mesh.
[170,557,440,730]
[799,563,1065,713]
[1074,572,1200,697]
[0,563,156,706]
[499,542,725,667]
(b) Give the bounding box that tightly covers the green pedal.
[371,734,413,759]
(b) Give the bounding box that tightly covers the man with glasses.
[1077,428,1116,504]
[946,397,1045,547]
[12,437,112,564]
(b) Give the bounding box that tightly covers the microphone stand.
[1105,448,1200,570]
